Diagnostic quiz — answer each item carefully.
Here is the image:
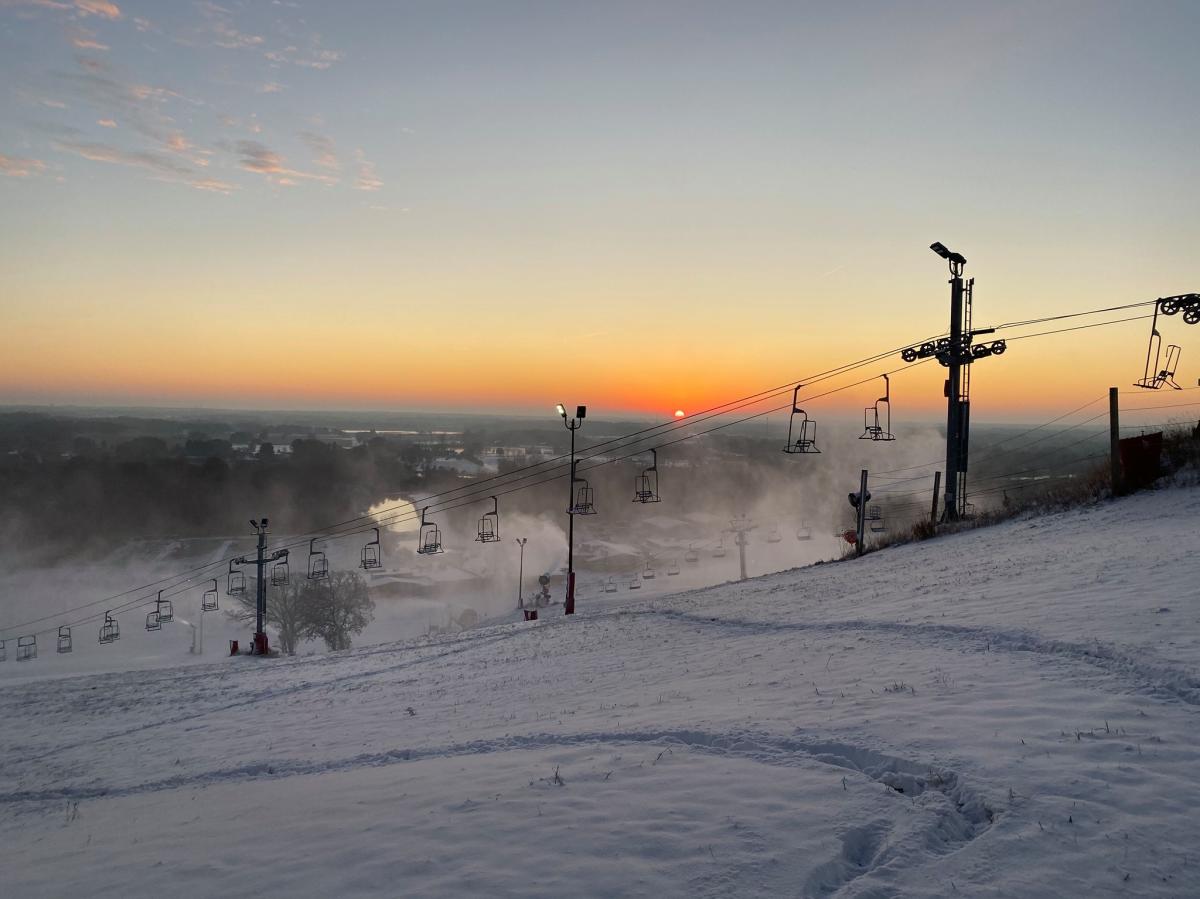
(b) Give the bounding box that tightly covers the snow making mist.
[358,493,569,640]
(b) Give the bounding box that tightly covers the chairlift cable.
[0,310,1174,640]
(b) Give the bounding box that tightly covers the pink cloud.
[353,150,382,191]
[0,154,47,177]
[96,118,117,127]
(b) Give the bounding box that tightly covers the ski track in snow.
[654,610,1200,707]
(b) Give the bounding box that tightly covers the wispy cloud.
[54,139,232,193]
[353,149,382,191]
[0,154,47,177]
[96,117,116,127]
[299,131,338,171]
[4,0,121,18]
[234,139,334,185]
[69,28,109,49]
[257,81,284,94]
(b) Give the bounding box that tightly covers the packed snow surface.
[4,487,1200,896]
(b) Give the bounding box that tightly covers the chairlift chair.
[361,527,382,570]
[684,545,699,563]
[766,526,782,544]
[860,374,896,441]
[476,496,500,543]
[417,507,444,555]
[628,574,641,590]
[796,522,812,541]
[869,517,887,534]
[16,635,36,661]
[227,560,246,596]
[146,608,161,632]
[782,386,821,454]
[307,538,329,580]
[271,557,290,587]
[202,579,219,612]
[667,559,681,576]
[633,448,660,503]
[865,505,883,521]
[1135,326,1182,389]
[713,537,727,558]
[155,589,173,624]
[568,460,597,515]
[0,639,5,662]
[99,611,120,644]
[642,560,657,580]
[604,576,618,594]
[57,625,72,654]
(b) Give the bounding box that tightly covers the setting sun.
[674,409,685,418]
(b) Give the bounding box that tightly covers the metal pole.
[255,523,266,644]
[737,528,748,581]
[944,275,964,521]
[566,425,576,615]
[930,471,942,527]
[856,470,868,557]
[1109,387,1122,496]
[516,538,526,609]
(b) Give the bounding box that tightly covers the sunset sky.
[1,1,1196,421]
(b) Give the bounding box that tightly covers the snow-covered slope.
[4,487,1200,897]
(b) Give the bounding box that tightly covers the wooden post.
[856,469,868,557]
[930,471,942,526]
[1109,387,1122,496]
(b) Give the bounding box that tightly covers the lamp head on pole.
[930,241,967,272]
[555,403,567,419]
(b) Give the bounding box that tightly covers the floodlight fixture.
[929,242,966,266]
[576,405,587,419]
[556,403,567,419]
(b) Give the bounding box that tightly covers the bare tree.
[304,570,374,652]
[227,576,313,655]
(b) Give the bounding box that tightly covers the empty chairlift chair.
[57,626,72,654]
[308,539,329,580]
[783,386,820,454]
[271,554,290,587]
[227,560,246,596]
[796,522,812,541]
[713,537,727,558]
[361,527,382,570]
[155,590,173,624]
[569,462,597,515]
[99,611,120,644]
[417,507,443,555]
[866,505,886,534]
[642,561,656,580]
[766,526,782,544]
[17,635,36,661]
[684,545,699,563]
[1134,303,1183,390]
[633,449,661,504]
[667,559,681,576]
[860,374,896,441]
[202,578,219,612]
[628,573,641,590]
[476,496,500,543]
[604,577,618,594]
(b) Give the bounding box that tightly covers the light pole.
[515,537,527,610]
[557,402,586,615]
